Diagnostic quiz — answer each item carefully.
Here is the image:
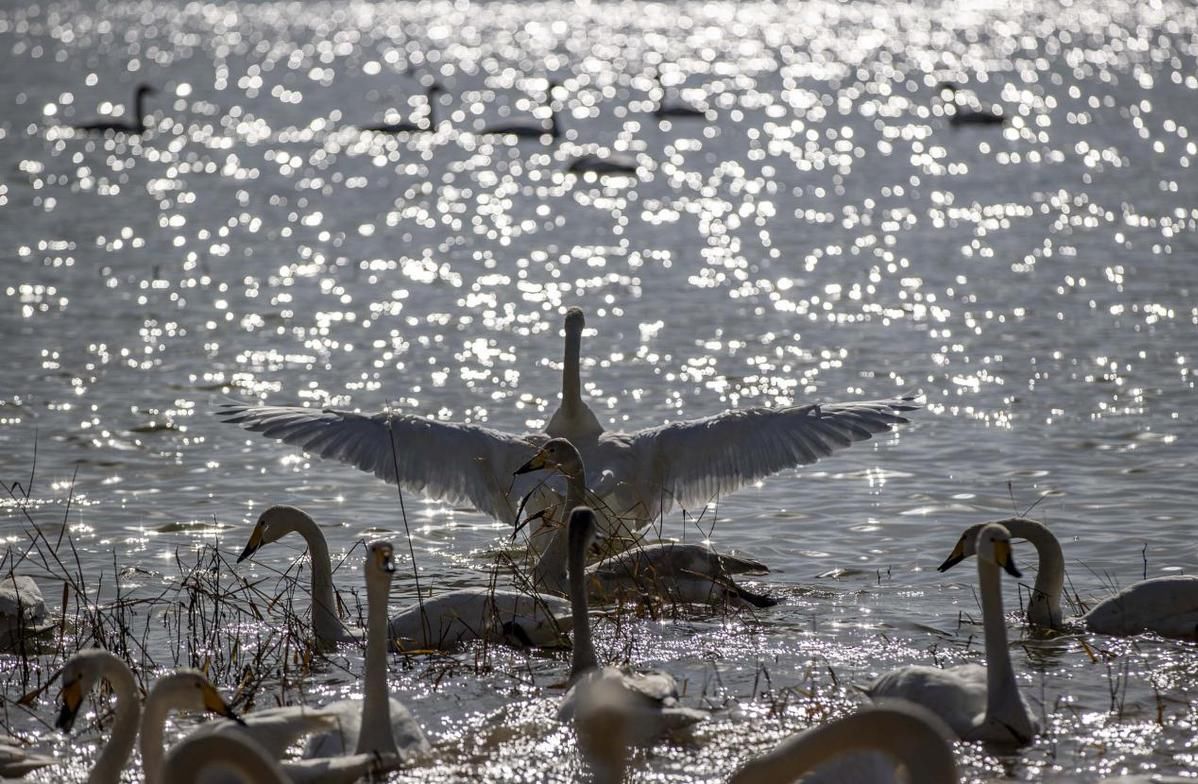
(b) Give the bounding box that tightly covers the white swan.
[219,307,916,534]
[303,541,430,762]
[236,505,572,650]
[0,734,55,778]
[729,702,959,784]
[867,523,1040,746]
[1,573,54,650]
[163,733,289,784]
[557,507,707,742]
[515,438,774,607]
[939,517,1198,639]
[55,649,392,784]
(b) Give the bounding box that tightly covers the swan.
[1,573,54,650]
[482,81,562,140]
[939,517,1198,639]
[515,438,775,607]
[361,82,444,134]
[236,505,572,650]
[867,523,1040,746]
[567,151,640,178]
[163,733,289,784]
[653,72,706,120]
[936,82,1004,127]
[218,307,917,535]
[72,84,156,133]
[556,507,708,743]
[55,649,390,784]
[303,541,430,762]
[0,734,55,778]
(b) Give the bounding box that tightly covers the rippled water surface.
[2,0,1197,780]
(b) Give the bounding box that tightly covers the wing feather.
[219,404,545,523]
[622,396,918,513]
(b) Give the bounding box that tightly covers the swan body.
[729,702,959,784]
[653,73,706,119]
[1,573,53,649]
[936,82,1004,127]
[72,84,156,133]
[517,438,775,607]
[0,735,55,778]
[303,542,430,764]
[361,82,444,134]
[483,81,562,140]
[568,153,640,178]
[237,505,571,649]
[219,308,917,539]
[939,517,1198,639]
[557,507,708,743]
[869,523,1039,746]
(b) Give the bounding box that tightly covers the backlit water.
[2,0,1197,780]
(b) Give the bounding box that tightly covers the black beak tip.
[936,556,960,573]
[236,545,255,564]
[1005,562,1022,579]
[55,705,77,733]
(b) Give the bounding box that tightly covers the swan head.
[136,84,158,97]
[367,540,396,576]
[514,437,584,477]
[564,306,585,332]
[148,671,242,723]
[937,522,987,572]
[237,505,310,563]
[975,523,1021,578]
[56,649,114,732]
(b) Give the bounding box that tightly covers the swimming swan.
[868,523,1040,746]
[936,82,1004,127]
[556,507,708,742]
[653,72,707,120]
[939,517,1198,639]
[482,81,562,140]
[361,82,444,134]
[236,505,572,650]
[54,649,388,784]
[729,702,959,784]
[218,308,917,533]
[303,541,430,762]
[515,438,775,607]
[72,84,156,134]
[567,152,640,178]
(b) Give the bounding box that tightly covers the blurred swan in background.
[556,507,708,743]
[1,573,54,650]
[219,308,917,540]
[515,438,774,607]
[71,84,156,134]
[936,82,1004,127]
[729,702,959,784]
[868,523,1040,746]
[482,80,562,140]
[360,81,444,134]
[236,505,571,650]
[940,517,1198,639]
[653,71,706,119]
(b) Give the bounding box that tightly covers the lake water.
[2,0,1197,780]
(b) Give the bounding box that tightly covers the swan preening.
[218,307,918,538]
[361,82,445,134]
[729,702,959,784]
[515,438,775,608]
[237,505,571,650]
[940,517,1198,639]
[72,84,156,134]
[557,507,708,745]
[869,523,1040,746]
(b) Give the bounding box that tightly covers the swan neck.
[550,108,561,139]
[138,686,171,784]
[355,568,399,756]
[531,468,584,594]
[978,558,1021,729]
[562,327,583,407]
[290,511,345,641]
[426,88,437,128]
[90,657,141,784]
[568,531,597,680]
[1009,519,1065,628]
[134,91,148,131]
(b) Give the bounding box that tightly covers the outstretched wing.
[218,404,546,523]
[620,395,919,514]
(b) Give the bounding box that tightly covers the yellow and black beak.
[201,681,243,724]
[937,538,968,573]
[236,524,265,563]
[514,449,550,476]
[994,540,1021,579]
[55,677,84,733]
[374,545,396,574]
